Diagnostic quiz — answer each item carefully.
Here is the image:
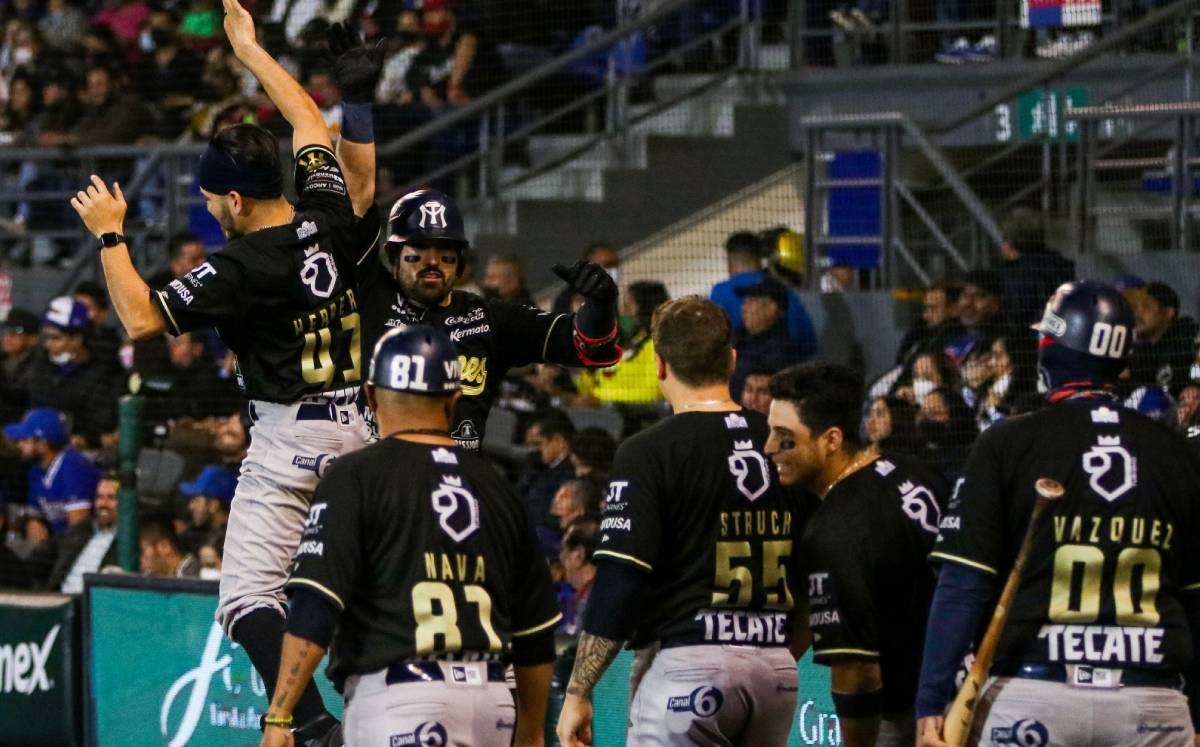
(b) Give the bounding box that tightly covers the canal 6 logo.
[667,686,724,717]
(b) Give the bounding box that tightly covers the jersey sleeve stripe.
[541,314,568,360]
[285,578,345,611]
[153,290,182,335]
[928,551,998,576]
[592,549,653,572]
[813,647,881,658]
[1183,581,1200,592]
[512,613,563,638]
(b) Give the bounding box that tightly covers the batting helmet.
[368,324,460,394]
[383,188,469,276]
[1033,280,1134,362]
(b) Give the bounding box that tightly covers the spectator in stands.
[139,516,199,578]
[1128,281,1198,390]
[865,395,920,455]
[0,69,39,146]
[73,280,122,374]
[179,0,222,50]
[519,408,576,528]
[575,280,667,406]
[947,269,1003,365]
[553,242,620,315]
[0,308,40,425]
[896,350,960,406]
[557,518,598,636]
[739,370,773,415]
[569,426,616,481]
[177,463,235,555]
[1174,380,1200,433]
[976,330,1038,429]
[198,527,223,580]
[93,0,151,55]
[27,296,120,448]
[731,278,804,399]
[895,283,965,367]
[915,385,972,480]
[148,231,207,288]
[376,9,423,106]
[140,331,242,427]
[47,472,120,593]
[38,0,87,53]
[30,68,80,146]
[482,253,534,305]
[71,64,155,146]
[0,22,43,82]
[407,0,494,107]
[550,477,602,531]
[135,10,203,138]
[4,406,99,534]
[710,230,818,357]
[997,208,1075,327]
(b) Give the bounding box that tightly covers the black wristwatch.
[97,232,126,249]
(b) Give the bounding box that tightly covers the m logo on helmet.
[419,201,447,229]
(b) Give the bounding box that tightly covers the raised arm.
[326,23,383,217]
[222,0,330,156]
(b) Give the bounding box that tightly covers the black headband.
[198,141,283,199]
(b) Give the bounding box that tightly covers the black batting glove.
[327,23,385,105]
[552,260,618,304]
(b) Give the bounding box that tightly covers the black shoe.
[292,712,344,747]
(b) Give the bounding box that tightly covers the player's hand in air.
[552,260,618,305]
[223,0,257,52]
[70,175,126,237]
[916,715,950,747]
[556,693,595,747]
[326,22,385,105]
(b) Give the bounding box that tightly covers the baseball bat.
[941,477,1064,747]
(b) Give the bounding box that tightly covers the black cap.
[2,308,38,335]
[1143,281,1180,312]
[735,278,789,308]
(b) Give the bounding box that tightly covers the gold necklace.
[679,398,738,412]
[821,450,878,498]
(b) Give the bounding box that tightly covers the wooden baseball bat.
[942,477,1065,747]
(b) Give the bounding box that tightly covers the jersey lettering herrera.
[933,401,1200,672]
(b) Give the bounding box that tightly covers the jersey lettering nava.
[153,145,373,402]
[357,261,580,449]
[801,453,946,712]
[933,400,1200,672]
[286,439,561,688]
[595,409,811,648]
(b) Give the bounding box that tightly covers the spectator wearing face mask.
[914,386,973,481]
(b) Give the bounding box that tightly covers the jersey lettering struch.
[933,400,1200,672]
[286,439,561,688]
[154,145,374,402]
[802,453,946,713]
[357,263,579,449]
[594,409,813,648]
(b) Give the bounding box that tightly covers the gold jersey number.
[301,312,362,387]
[1049,544,1161,625]
[711,540,794,611]
[412,581,503,655]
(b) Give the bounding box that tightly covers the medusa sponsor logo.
[168,279,194,306]
[667,686,724,717]
[990,719,1049,746]
[161,622,266,746]
[0,624,59,694]
[391,721,448,746]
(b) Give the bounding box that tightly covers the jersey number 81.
[412,581,503,655]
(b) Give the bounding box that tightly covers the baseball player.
[764,362,947,746]
[353,188,621,450]
[70,4,382,743]
[557,296,808,747]
[917,280,1200,747]
[260,324,560,747]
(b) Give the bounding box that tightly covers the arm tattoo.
[565,633,622,698]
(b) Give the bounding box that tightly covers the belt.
[999,662,1183,690]
[658,635,788,650]
[296,398,365,422]
[385,661,506,686]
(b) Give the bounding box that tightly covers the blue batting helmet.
[1033,280,1134,362]
[383,189,469,277]
[368,325,460,394]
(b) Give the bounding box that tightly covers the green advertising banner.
[0,592,80,746]
[87,578,842,746]
[1017,87,1089,142]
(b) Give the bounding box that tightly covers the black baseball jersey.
[933,399,1200,673]
[594,409,812,649]
[357,259,591,449]
[286,438,561,688]
[153,145,372,402]
[802,452,946,713]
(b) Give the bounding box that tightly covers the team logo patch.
[296,220,317,240]
[898,480,940,534]
[300,249,339,299]
[990,718,1048,746]
[728,440,770,502]
[666,686,724,717]
[298,149,328,172]
[723,412,748,429]
[389,721,448,746]
[431,474,480,542]
[293,453,335,477]
[1082,435,1136,502]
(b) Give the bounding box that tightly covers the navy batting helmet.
[383,188,469,275]
[1033,280,1133,361]
[368,324,460,394]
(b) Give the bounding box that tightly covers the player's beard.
[399,266,454,307]
[214,202,242,239]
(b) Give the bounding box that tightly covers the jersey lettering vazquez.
[802,453,945,713]
[287,440,561,688]
[933,400,1200,672]
[596,410,809,649]
[154,145,369,402]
